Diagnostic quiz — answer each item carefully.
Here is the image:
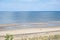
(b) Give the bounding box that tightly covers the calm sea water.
[0,11,60,30]
[0,11,60,24]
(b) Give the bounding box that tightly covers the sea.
[0,11,60,30]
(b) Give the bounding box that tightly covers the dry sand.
[0,27,60,36]
[0,27,60,40]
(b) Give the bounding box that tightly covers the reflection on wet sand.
[0,22,60,30]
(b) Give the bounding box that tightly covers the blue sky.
[0,0,60,11]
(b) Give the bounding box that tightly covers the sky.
[0,0,60,11]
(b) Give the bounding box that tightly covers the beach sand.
[0,27,60,40]
[0,27,60,36]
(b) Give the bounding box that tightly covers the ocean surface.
[0,11,60,30]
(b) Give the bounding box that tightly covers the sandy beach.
[0,27,60,40]
[0,22,60,40]
[0,27,60,36]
